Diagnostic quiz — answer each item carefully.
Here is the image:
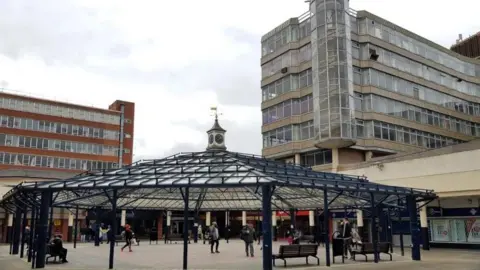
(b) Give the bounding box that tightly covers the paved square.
[1,240,480,269]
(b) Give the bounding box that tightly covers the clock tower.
[206,107,227,151]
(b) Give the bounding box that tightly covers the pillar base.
[6,227,12,243]
[421,227,430,250]
[357,226,364,242]
[67,226,73,242]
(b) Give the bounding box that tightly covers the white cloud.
[0,0,478,161]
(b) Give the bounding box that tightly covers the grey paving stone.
[0,241,479,269]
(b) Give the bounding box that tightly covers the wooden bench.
[272,244,320,267]
[351,242,392,262]
[165,234,191,244]
[45,245,63,264]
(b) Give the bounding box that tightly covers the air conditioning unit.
[281,67,288,73]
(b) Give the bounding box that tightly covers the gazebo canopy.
[1,150,436,212]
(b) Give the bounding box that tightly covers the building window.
[0,114,121,140]
[301,149,333,167]
[0,152,118,171]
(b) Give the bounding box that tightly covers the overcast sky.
[0,0,478,160]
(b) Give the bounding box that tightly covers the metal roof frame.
[0,150,436,212]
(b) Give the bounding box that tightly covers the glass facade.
[370,121,462,148]
[362,95,480,136]
[0,114,121,140]
[262,44,312,78]
[301,149,333,166]
[311,0,356,144]
[0,151,117,170]
[366,69,480,116]
[262,95,313,125]
[359,18,479,77]
[430,218,480,244]
[261,7,480,156]
[0,96,121,124]
[364,44,480,97]
[262,69,313,101]
[0,133,120,156]
[262,120,314,147]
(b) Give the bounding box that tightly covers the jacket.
[209,226,219,240]
[341,222,352,238]
[241,227,256,243]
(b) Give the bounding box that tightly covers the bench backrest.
[279,245,300,256]
[362,242,375,253]
[378,242,390,252]
[299,244,318,256]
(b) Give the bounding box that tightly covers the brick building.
[0,90,135,242]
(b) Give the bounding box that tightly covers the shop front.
[429,207,480,248]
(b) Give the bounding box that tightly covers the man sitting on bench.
[50,235,68,263]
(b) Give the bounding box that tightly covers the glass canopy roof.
[1,151,436,211]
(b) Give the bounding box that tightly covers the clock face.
[215,134,224,144]
[209,134,214,144]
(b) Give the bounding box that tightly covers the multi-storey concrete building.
[451,32,480,60]
[261,0,480,172]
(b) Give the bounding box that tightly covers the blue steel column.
[182,187,190,270]
[261,185,273,270]
[397,199,405,256]
[48,196,54,241]
[36,191,52,269]
[31,209,39,268]
[407,196,421,261]
[12,203,22,255]
[370,193,379,263]
[73,206,79,249]
[28,206,36,263]
[109,190,118,269]
[20,207,28,258]
[94,208,100,247]
[323,189,330,267]
[386,208,393,253]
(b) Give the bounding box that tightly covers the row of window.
[262,119,462,149]
[366,44,480,97]
[0,96,121,124]
[367,69,480,116]
[0,114,123,140]
[370,121,462,149]
[262,69,313,101]
[300,149,333,167]
[261,13,357,57]
[362,94,480,137]
[262,95,313,125]
[264,90,479,138]
[262,44,312,78]
[262,120,315,147]
[0,133,124,156]
[359,18,478,77]
[0,151,118,171]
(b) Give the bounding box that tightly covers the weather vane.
[210,106,223,120]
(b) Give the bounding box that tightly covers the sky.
[0,0,478,161]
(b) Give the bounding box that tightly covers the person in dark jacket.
[241,224,256,257]
[121,224,133,252]
[340,218,353,259]
[50,235,68,263]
